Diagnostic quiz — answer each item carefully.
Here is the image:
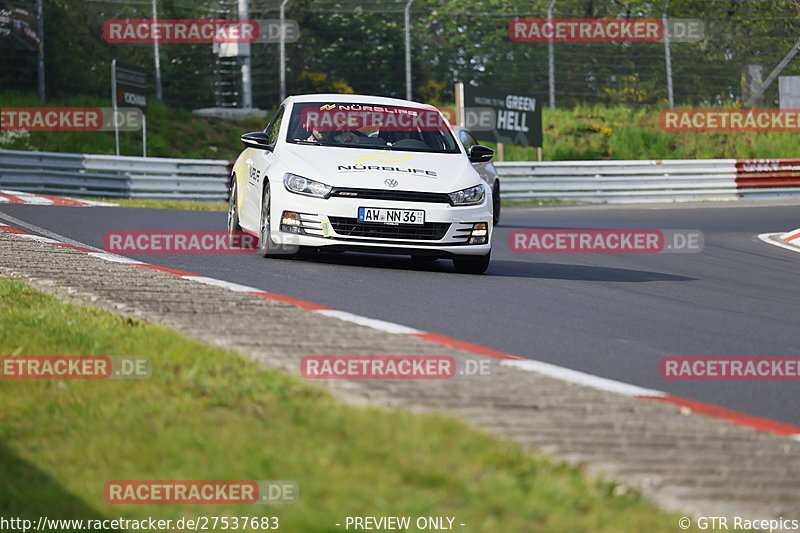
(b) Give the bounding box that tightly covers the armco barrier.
[495,158,800,203]
[2,150,800,204]
[735,159,800,199]
[0,149,229,201]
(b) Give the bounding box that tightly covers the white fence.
[0,149,230,201]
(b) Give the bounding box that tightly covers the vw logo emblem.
[384,178,399,188]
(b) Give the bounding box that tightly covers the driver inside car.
[333,130,359,144]
[305,127,358,144]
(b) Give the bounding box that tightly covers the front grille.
[329,217,450,241]
[330,187,451,204]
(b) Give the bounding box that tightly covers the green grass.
[501,198,571,207]
[0,276,703,532]
[86,198,228,211]
[0,92,264,160]
[6,91,797,161]
[466,104,800,161]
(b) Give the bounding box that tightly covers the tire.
[452,252,491,274]
[227,178,242,234]
[492,180,501,226]
[259,180,275,257]
[259,180,297,258]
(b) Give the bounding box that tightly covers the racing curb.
[757,228,800,254]
[2,221,797,441]
[0,189,116,207]
[2,219,800,521]
[783,228,800,245]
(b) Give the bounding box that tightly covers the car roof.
[285,93,438,109]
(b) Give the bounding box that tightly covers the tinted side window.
[264,106,284,145]
[459,129,478,148]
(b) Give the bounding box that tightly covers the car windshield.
[286,102,461,153]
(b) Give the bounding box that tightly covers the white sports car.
[228,93,495,273]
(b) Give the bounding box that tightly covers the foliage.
[3,0,800,110]
[293,71,355,94]
[417,79,448,104]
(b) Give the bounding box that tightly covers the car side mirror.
[467,144,494,163]
[241,131,272,150]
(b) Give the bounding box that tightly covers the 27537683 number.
[194,516,279,530]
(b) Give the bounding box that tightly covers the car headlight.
[448,184,485,206]
[283,173,332,198]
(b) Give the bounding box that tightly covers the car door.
[243,106,284,229]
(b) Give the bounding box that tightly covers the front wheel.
[453,252,491,274]
[492,180,501,226]
[259,181,297,258]
[259,181,277,257]
[227,179,242,234]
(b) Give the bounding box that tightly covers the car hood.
[277,144,480,193]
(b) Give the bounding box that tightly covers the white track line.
[87,252,145,264]
[71,198,119,207]
[0,191,53,205]
[0,189,117,207]
[502,359,666,398]
[757,233,800,254]
[14,234,61,244]
[315,309,424,335]
[182,276,262,293]
[782,228,800,242]
[0,211,104,251]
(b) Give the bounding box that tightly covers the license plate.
[357,207,425,225]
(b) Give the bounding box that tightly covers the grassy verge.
[460,103,800,161]
[0,92,264,160]
[0,276,700,532]
[85,198,228,211]
[4,91,800,161]
[501,198,572,207]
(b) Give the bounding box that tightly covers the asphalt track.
[2,201,799,426]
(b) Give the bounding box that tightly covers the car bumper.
[270,192,492,256]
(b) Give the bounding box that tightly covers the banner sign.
[463,86,543,147]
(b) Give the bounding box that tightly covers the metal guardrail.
[3,150,800,204]
[495,158,800,203]
[0,149,230,201]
